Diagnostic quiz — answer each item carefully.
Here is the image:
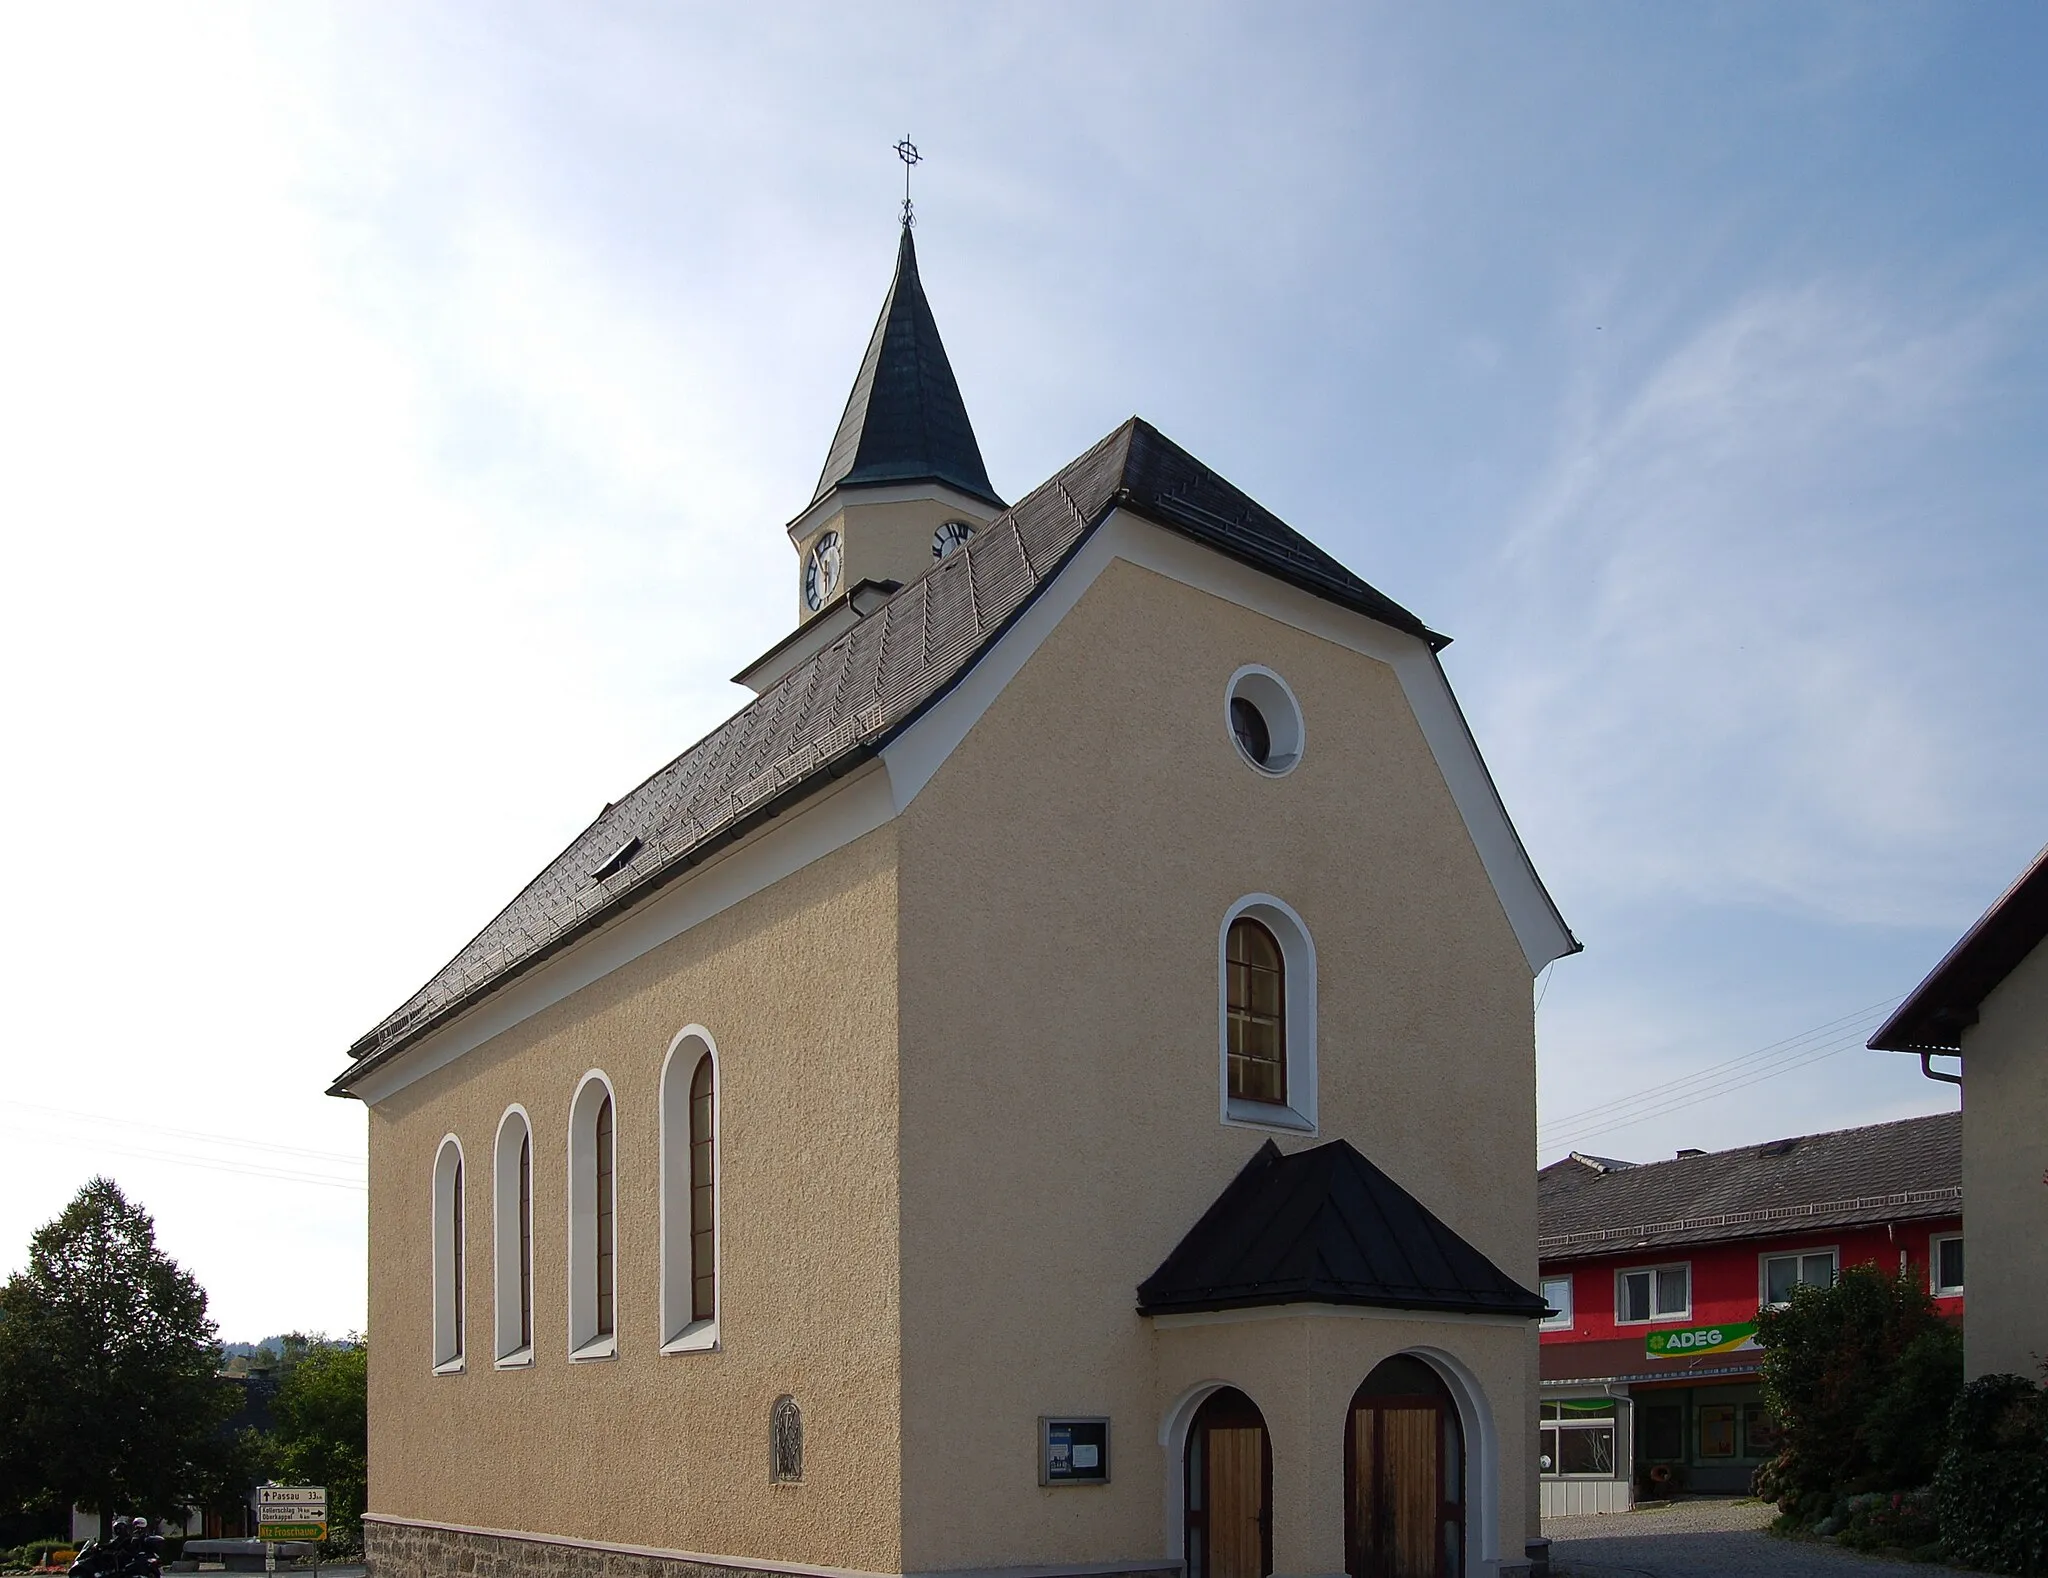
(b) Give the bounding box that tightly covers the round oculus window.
[1225,666,1303,775]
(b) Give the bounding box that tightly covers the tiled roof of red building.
[1537,1111,1959,1261]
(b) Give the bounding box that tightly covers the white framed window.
[1761,1247,1837,1308]
[1218,894,1317,1133]
[1539,1398,1620,1478]
[1540,1274,1574,1331]
[431,1135,467,1373]
[1930,1233,1964,1297]
[660,1027,720,1354]
[567,1071,619,1359]
[492,1106,535,1366]
[1224,665,1305,776]
[1615,1263,1690,1324]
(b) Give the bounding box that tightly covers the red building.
[1534,1111,1962,1513]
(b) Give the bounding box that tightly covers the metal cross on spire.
[893,136,921,228]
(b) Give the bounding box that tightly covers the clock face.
[932,520,976,560]
[803,529,843,611]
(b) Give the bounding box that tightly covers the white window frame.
[1223,664,1306,777]
[659,1026,720,1355]
[1218,893,1318,1134]
[430,1135,466,1374]
[492,1105,535,1367]
[566,1070,619,1361]
[1930,1233,1964,1297]
[1759,1245,1839,1309]
[1539,1274,1574,1331]
[1539,1397,1624,1480]
[1613,1262,1691,1325]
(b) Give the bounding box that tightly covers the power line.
[0,1123,367,1193]
[1539,1030,1875,1155]
[1538,995,1903,1155]
[0,1097,364,1169]
[1539,996,1898,1139]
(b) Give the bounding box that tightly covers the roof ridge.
[1562,1109,1959,1176]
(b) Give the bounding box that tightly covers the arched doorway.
[1345,1355,1465,1578]
[1184,1387,1271,1578]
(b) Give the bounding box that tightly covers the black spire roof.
[1138,1139,1547,1320]
[811,227,1003,510]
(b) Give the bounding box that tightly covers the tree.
[0,1179,240,1537]
[1754,1261,1963,1511]
[270,1339,366,1554]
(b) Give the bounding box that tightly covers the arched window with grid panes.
[568,1072,619,1358]
[661,1028,720,1352]
[1219,896,1318,1133]
[431,1136,466,1373]
[1225,916,1287,1105]
[493,1107,535,1364]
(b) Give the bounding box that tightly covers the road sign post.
[256,1485,328,1562]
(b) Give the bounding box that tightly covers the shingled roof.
[810,226,1003,510]
[1137,1139,1546,1319]
[332,418,1440,1092]
[1537,1111,1960,1262]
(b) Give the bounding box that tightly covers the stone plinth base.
[363,1518,1179,1578]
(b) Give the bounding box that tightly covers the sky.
[1,4,2043,1340]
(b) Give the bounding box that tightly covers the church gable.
[333,417,1523,1095]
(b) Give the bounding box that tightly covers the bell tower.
[788,221,1003,620]
[735,178,1004,693]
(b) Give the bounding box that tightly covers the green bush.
[1753,1263,1962,1512]
[1836,1488,1941,1553]
[1934,1373,2048,1575]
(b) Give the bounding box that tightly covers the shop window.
[1616,1263,1690,1324]
[1742,1403,1778,1458]
[1642,1404,1684,1461]
[1539,1399,1617,1477]
[1539,1275,1573,1331]
[1931,1233,1964,1296]
[1762,1248,1837,1307]
[1698,1404,1737,1459]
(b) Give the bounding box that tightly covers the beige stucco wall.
[895,559,1541,1573]
[365,823,905,1572]
[1961,935,2048,1381]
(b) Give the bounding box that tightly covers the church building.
[331,216,1578,1578]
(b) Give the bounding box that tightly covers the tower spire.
[808,170,1000,511]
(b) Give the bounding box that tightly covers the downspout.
[1919,1052,1962,1086]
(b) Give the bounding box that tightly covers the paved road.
[1541,1499,1973,1578]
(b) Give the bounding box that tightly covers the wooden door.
[1348,1395,1460,1578]
[1186,1390,1271,1578]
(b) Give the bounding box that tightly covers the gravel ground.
[1540,1498,1974,1578]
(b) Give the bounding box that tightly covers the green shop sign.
[1645,1321,1760,1359]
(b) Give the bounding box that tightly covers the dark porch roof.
[1137,1139,1546,1320]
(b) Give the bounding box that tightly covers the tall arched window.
[1220,896,1318,1132]
[493,1107,535,1364]
[1226,917,1286,1104]
[431,1136,466,1372]
[660,1028,719,1352]
[567,1072,619,1358]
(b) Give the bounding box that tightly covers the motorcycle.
[67,1529,161,1578]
